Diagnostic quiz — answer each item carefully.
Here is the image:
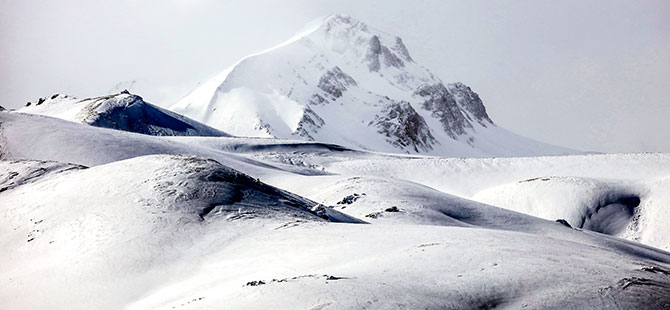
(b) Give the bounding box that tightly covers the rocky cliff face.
[371,101,435,152]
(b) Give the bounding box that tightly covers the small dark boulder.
[337,193,361,205]
[245,280,265,286]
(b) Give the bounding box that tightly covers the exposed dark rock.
[371,100,436,152]
[337,193,362,205]
[447,82,493,125]
[380,45,404,68]
[365,35,406,72]
[556,219,572,228]
[245,280,265,287]
[294,106,325,140]
[385,206,400,212]
[413,82,494,141]
[366,35,382,72]
[310,204,331,220]
[393,37,413,62]
[414,83,472,139]
[309,93,328,105]
[317,66,357,100]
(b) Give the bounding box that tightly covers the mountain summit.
[171,14,574,156]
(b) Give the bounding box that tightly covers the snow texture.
[1,110,670,309]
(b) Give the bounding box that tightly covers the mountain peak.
[321,14,369,32]
[171,16,573,157]
[301,14,413,70]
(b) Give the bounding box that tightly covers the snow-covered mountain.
[171,14,574,156]
[18,92,228,137]
[4,13,670,310]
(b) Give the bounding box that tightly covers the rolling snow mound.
[17,92,229,137]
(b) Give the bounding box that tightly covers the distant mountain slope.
[171,14,576,156]
[17,92,229,137]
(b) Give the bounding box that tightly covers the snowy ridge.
[171,14,575,156]
[18,92,229,137]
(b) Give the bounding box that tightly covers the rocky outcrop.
[365,35,405,72]
[447,82,492,126]
[414,83,471,139]
[371,101,436,152]
[294,106,325,140]
[317,66,357,100]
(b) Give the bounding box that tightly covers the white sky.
[1,0,668,153]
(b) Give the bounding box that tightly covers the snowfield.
[1,110,670,309]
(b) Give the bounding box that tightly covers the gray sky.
[1,0,668,153]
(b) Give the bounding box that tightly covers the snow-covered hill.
[2,111,670,308]
[17,92,228,137]
[171,14,575,156]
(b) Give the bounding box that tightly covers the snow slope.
[247,148,670,250]
[18,92,228,137]
[171,14,575,157]
[2,111,670,308]
[472,175,670,251]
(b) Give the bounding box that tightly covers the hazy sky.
[1,0,668,153]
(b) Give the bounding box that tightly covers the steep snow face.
[18,92,229,137]
[473,177,644,236]
[472,175,670,250]
[172,14,574,156]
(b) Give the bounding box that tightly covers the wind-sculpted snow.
[2,109,670,308]
[17,92,228,137]
[474,176,670,250]
[474,177,643,234]
[0,112,269,171]
[0,160,85,192]
[171,14,576,157]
